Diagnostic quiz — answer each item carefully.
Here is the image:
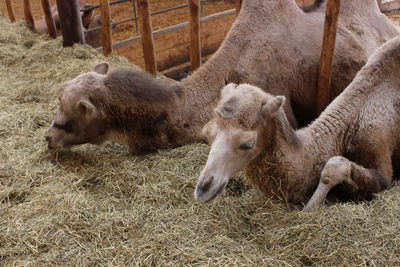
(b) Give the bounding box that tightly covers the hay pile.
[1,18,400,266]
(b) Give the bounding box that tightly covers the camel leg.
[303,156,390,211]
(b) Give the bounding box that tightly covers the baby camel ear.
[77,100,98,119]
[221,83,237,97]
[201,121,219,143]
[262,96,286,115]
[93,62,110,75]
[269,96,285,113]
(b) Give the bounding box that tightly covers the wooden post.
[236,0,243,14]
[41,0,57,38]
[100,0,113,56]
[316,0,341,115]
[188,0,201,71]
[5,0,16,22]
[24,0,35,29]
[137,0,157,74]
[56,0,85,46]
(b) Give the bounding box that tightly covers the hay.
[1,18,400,266]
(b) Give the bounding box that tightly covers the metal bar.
[85,18,136,33]
[80,0,131,12]
[316,0,341,115]
[81,0,211,15]
[106,9,235,50]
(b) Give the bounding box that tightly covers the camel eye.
[239,141,255,151]
[53,120,74,133]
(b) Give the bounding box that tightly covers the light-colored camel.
[35,0,103,48]
[46,0,399,154]
[194,36,400,209]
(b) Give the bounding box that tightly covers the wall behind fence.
[115,11,235,71]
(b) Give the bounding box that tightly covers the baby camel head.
[46,63,110,151]
[194,83,285,202]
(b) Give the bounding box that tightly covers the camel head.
[46,63,110,151]
[194,83,285,202]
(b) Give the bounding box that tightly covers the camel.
[194,36,400,210]
[46,0,399,154]
[35,0,103,48]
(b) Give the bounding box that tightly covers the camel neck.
[244,110,301,200]
[169,40,242,141]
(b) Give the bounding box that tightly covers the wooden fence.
[3,0,400,114]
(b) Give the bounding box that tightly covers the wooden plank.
[316,0,341,115]
[56,0,85,46]
[188,0,201,71]
[100,0,113,56]
[41,0,57,38]
[236,0,243,14]
[137,0,157,74]
[23,0,35,29]
[5,0,16,22]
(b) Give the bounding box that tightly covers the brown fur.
[103,69,176,102]
[46,0,399,154]
[200,37,400,206]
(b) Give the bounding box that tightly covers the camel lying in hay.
[194,36,400,209]
[46,0,399,154]
[35,0,103,48]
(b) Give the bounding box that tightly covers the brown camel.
[46,0,399,154]
[194,36,400,209]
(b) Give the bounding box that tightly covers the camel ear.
[93,62,110,75]
[201,121,220,143]
[51,8,60,27]
[77,99,97,119]
[215,94,239,119]
[221,83,237,97]
[215,102,238,119]
[262,96,285,115]
[81,7,94,29]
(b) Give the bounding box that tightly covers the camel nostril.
[202,176,214,192]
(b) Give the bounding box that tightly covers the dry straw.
[1,18,400,266]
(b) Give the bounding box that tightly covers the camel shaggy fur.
[46,0,399,154]
[195,36,400,210]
